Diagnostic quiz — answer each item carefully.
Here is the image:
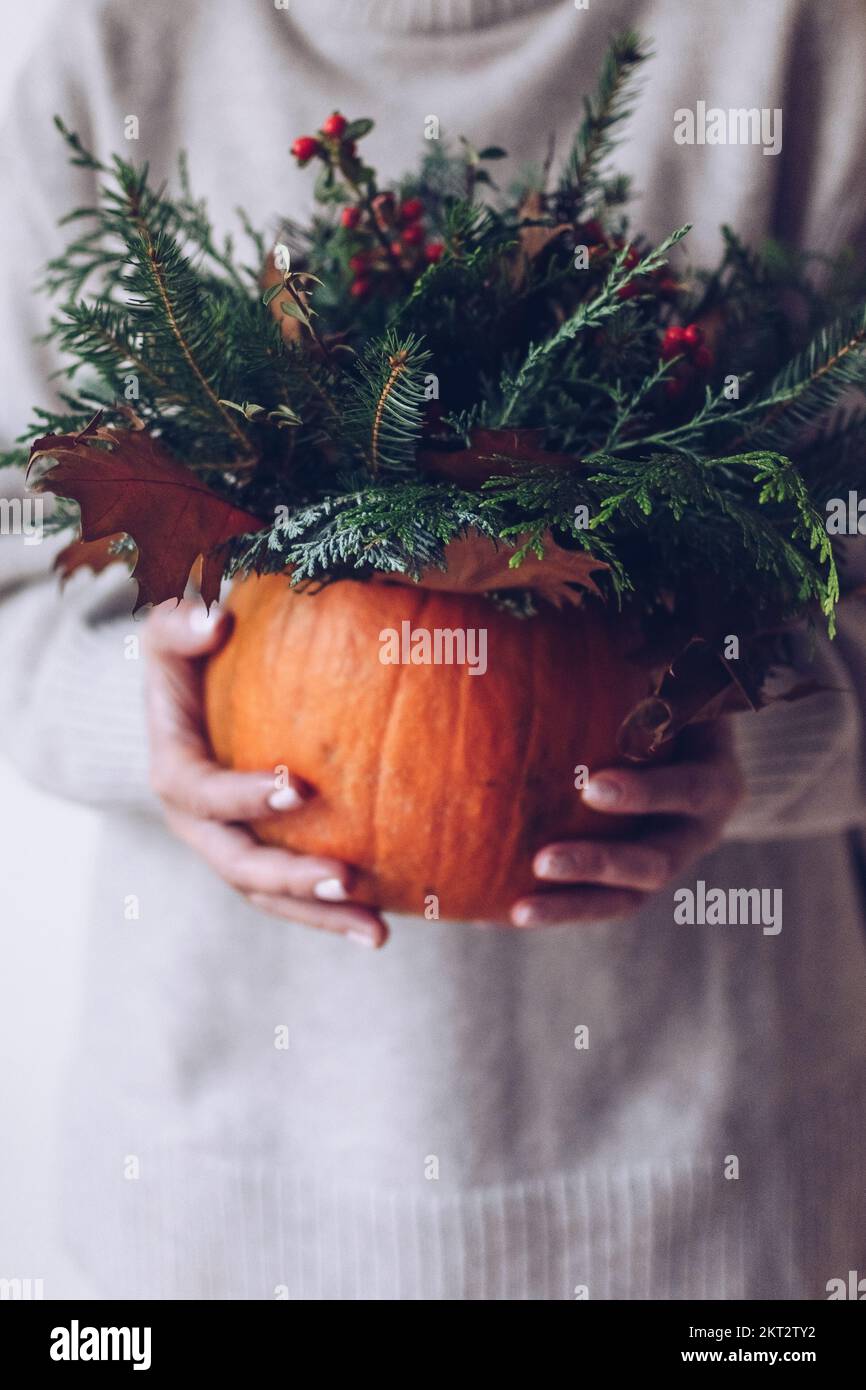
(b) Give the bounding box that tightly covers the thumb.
[145,600,233,658]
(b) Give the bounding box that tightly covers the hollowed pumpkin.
[204,573,653,922]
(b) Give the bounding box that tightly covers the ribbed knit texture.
[63,1077,866,1299]
[290,0,557,34]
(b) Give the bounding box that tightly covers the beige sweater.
[1,0,865,1298]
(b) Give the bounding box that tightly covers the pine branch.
[126,225,254,463]
[348,330,431,474]
[732,306,866,449]
[558,30,651,214]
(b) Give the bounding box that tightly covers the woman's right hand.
[143,600,388,948]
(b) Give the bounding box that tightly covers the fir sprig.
[557,29,651,216]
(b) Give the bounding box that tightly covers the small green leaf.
[262,282,283,306]
[344,118,374,141]
[280,300,309,323]
[478,145,508,160]
[268,404,302,428]
[314,166,336,202]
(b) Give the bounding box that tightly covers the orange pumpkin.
[203,573,653,922]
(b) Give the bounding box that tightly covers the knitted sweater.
[1,0,865,1298]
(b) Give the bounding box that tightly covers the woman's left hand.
[509,723,745,927]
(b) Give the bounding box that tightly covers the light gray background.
[0,0,99,1299]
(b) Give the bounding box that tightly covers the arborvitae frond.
[229,476,494,582]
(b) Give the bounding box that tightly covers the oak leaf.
[506,190,571,291]
[27,420,262,611]
[421,427,579,487]
[378,528,608,607]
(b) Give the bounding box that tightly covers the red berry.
[291,136,320,163]
[693,345,714,371]
[661,325,687,359]
[348,252,371,273]
[616,280,640,300]
[341,205,361,230]
[390,240,404,257]
[321,112,348,139]
[350,276,372,299]
[581,218,605,244]
[623,244,640,269]
[683,323,704,349]
[400,198,424,223]
[664,377,687,400]
[424,241,445,263]
[401,223,424,246]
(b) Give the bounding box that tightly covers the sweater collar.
[289,0,559,35]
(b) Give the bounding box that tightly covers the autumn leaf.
[505,191,571,292]
[421,427,580,487]
[55,534,129,583]
[27,420,262,610]
[378,528,608,606]
[615,636,828,761]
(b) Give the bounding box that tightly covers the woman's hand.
[511,723,745,927]
[144,600,388,948]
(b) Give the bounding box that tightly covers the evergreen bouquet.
[8,33,866,918]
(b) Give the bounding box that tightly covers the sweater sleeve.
[0,6,156,811]
[724,563,866,843]
[720,0,866,842]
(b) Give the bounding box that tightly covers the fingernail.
[583,777,622,807]
[268,785,303,811]
[511,903,536,927]
[346,929,377,949]
[314,877,348,902]
[189,606,221,634]
[536,850,575,880]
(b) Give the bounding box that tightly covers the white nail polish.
[189,606,220,633]
[346,930,376,948]
[314,877,348,902]
[268,785,303,811]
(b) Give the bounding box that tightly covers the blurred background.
[0,0,97,1298]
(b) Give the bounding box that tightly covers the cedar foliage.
[6,36,866,637]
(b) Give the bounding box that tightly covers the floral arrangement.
[6,31,866,748]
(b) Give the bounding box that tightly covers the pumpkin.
[203,573,654,922]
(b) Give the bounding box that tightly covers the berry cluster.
[290,110,355,163]
[291,113,444,300]
[345,194,443,299]
[659,322,714,399]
